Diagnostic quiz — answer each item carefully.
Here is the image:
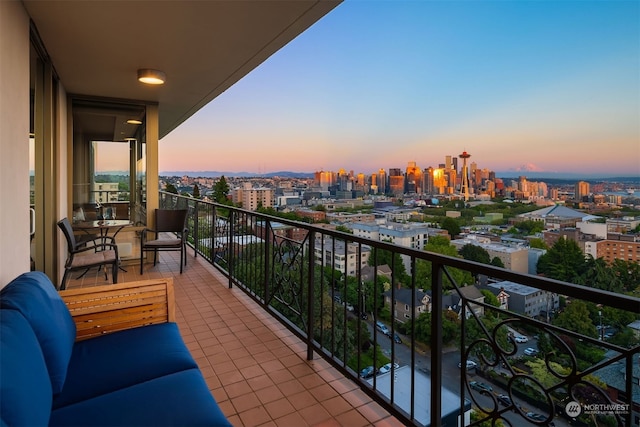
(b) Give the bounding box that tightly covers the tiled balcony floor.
[65,252,404,427]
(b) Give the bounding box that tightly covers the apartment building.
[313,237,370,276]
[350,222,437,250]
[485,281,559,318]
[450,236,529,274]
[232,183,274,211]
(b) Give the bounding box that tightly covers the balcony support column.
[306,230,315,361]
[430,261,443,426]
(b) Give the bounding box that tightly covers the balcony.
[66,252,404,426]
[65,192,640,426]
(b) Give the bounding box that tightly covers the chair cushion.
[0,271,76,394]
[50,369,232,427]
[70,249,116,268]
[144,238,182,248]
[0,310,53,426]
[53,322,199,409]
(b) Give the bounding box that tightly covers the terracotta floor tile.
[299,403,332,426]
[263,397,296,420]
[65,252,401,427]
[287,390,317,410]
[274,411,309,427]
[320,395,353,417]
[238,405,272,427]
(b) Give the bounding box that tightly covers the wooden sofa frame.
[59,278,175,341]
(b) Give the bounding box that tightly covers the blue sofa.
[0,271,232,426]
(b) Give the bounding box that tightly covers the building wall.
[596,240,640,264]
[0,2,31,286]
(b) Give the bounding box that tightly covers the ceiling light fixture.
[126,119,143,125]
[137,69,166,85]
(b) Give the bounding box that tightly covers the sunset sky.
[158,0,639,177]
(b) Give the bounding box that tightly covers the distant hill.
[160,170,314,179]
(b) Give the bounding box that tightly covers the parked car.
[378,362,400,375]
[375,321,390,336]
[360,366,375,379]
[393,333,402,344]
[458,360,477,370]
[497,394,512,406]
[514,335,528,343]
[524,347,539,356]
[377,363,391,375]
[526,412,554,425]
[469,381,492,394]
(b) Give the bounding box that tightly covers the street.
[364,320,570,426]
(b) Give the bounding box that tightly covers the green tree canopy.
[490,257,505,268]
[459,244,491,264]
[165,183,178,194]
[192,183,200,199]
[537,238,586,283]
[441,217,461,238]
[213,176,230,204]
[553,300,597,339]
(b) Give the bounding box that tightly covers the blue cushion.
[0,310,53,426]
[0,271,76,394]
[53,322,198,409]
[50,369,232,427]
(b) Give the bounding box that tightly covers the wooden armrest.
[60,278,175,341]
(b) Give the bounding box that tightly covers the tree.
[537,238,586,283]
[528,238,548,250]
[192,183,200,199]
[367,243,409,286]
[165,183,178,194]
[441,217,461,238]
[553,300,597,338]
[490,257,505,268]
[213,176,230,204]
[416,237,473,290]
[459,244,491,264]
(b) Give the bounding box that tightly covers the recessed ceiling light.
[137,69,166,85]
[126,119,143,125]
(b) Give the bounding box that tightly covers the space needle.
[459,150,471,201]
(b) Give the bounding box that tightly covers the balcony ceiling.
[24,0,341,139]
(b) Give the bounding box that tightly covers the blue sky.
[159,0,639,177]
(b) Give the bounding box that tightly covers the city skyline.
[156,1,639,176]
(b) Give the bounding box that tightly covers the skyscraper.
[575,181,590,201]
[378,168,387,194]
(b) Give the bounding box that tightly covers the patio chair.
[139,209,189,274]
[57,217,119,290]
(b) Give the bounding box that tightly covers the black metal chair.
[57,218,119,290]
[139,209,188,274]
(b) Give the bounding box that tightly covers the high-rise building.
[575,181,590,201]
[388,168,404,196]
[405,161,422,194]
[423,167,434,195]
[378,168,387,195]
[433,167,446,194]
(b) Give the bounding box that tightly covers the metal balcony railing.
[159,192,640,427]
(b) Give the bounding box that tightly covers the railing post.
[307,230,315,361]
[192,201,199,259]
[228,210,234,289]
[431,261,443,426]
[264,219,271,303]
